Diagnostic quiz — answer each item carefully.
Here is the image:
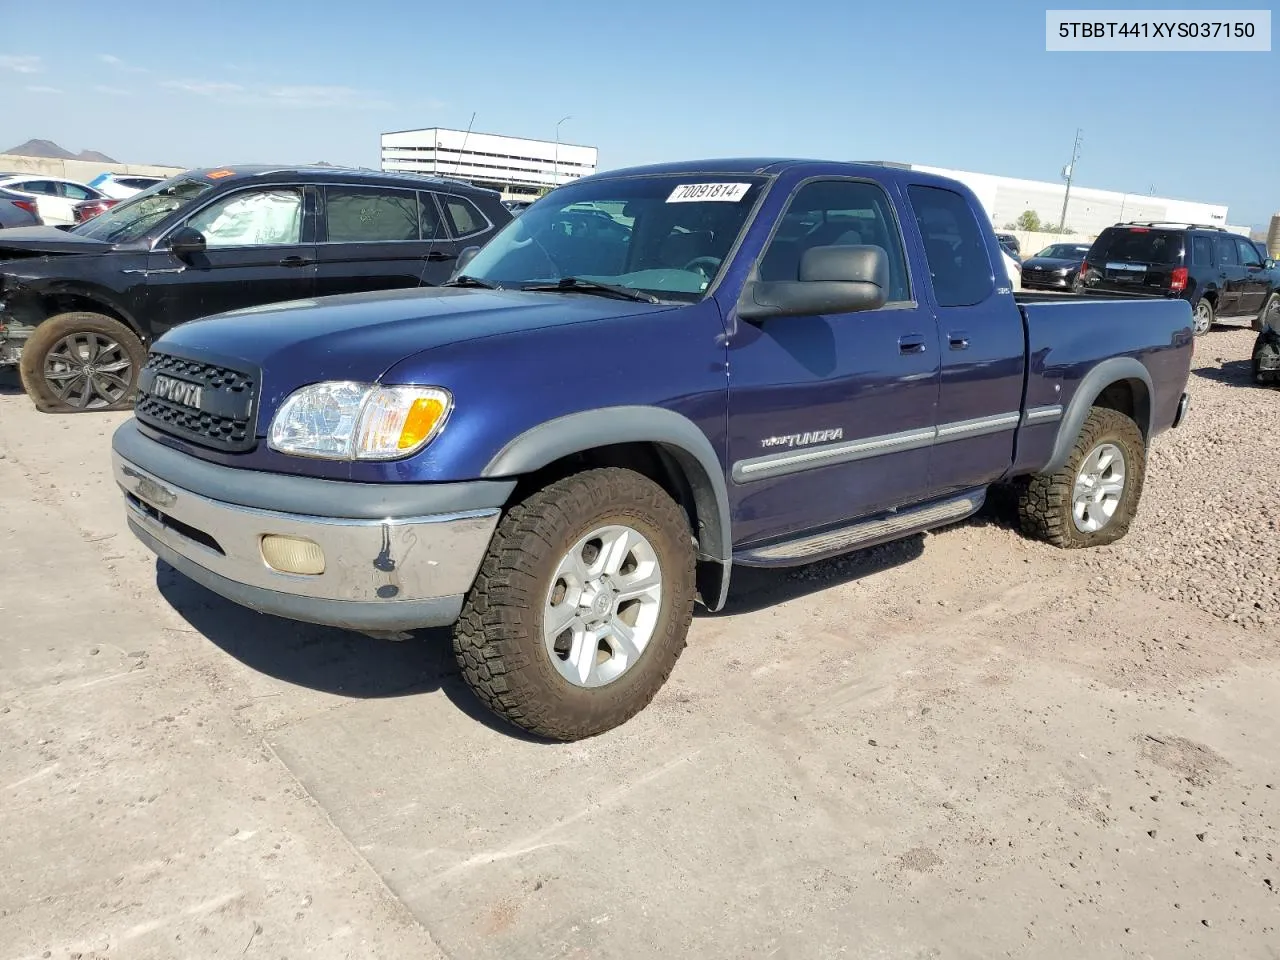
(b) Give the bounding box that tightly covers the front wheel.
[1017,406,1147,548]
[1192,297,1214,336]
[18,311,145,413]
[453,467,696,741]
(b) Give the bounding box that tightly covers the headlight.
[268,381,452,460]
[1056,268,1071,276]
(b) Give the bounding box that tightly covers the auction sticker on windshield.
[667,183,752,203]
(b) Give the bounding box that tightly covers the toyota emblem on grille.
[151,374,204,409]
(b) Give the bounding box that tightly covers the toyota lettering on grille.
[151,374,203,409]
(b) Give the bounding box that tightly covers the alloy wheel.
[43,332,134,409]
[543,524,664,688]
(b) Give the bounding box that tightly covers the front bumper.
[112,422,510,632]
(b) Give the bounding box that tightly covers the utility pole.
[1058,127,1083,233]
[553,115,572,188]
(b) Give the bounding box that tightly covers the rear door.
[144,183,317,336]
[315,184,457,296]
[904,183,1027,496]
[726,177,941,546]
[1236,237,1269,314]
[1214,234,1242,315]
[1090,226,1184,295]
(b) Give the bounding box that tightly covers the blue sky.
[1,0,1275,226]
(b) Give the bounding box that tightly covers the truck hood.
[0,226,111,258]
[157,285,677,388]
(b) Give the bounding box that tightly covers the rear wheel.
[1017,406,1146,549]
[453,467,696,741]
[1254,293,1279,333]
[1192,297,1214,336]
[18,311,145,413]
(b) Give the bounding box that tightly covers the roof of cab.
[574,157,940,184]
[177,165,499,195]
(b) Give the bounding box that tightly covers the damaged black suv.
[0,165,509,412]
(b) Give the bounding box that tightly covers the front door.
[1236,237,1270,314]
[726,177,940,548]
[904,183,1027,496]
[315,185,458,297]
[144,184,317,337]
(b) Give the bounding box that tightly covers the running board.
[734,489,987,566]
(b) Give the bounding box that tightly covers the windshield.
[72,177,214,243]
[1037,244,1090,259]
[460,174,769,301]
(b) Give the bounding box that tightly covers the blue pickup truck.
[111,158,1194,740]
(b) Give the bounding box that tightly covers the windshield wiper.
[520,276,659,304]
[441,274,501,290]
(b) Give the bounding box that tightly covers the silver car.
[0,185,42,228]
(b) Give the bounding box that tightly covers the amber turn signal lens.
[398,396,447,450]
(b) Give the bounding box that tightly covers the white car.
[1001,247,1022,291]
[88,172,168,200]
[0,175,107,226]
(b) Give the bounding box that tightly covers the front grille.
[134,350,260,452]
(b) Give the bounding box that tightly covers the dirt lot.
[2,326,1278,960]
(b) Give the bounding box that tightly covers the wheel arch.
[482,406,733,611]
[1043,358,1154,474]
[32,287,146,342]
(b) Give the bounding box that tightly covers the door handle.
[426,251,457,262]
[279,255,314,267]
[948,331,970,350]
[898,334,927,355]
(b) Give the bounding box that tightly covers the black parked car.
[0,165,510,412]
[995,231,1021,256]
[1079,221,1279,337]
[1020,241,1092,290]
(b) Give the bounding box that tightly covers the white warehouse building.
[878,161,1239,237]
[381,127,598,201]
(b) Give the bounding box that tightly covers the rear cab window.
[907,184,994,306]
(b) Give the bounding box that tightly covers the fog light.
[260,535,325,575]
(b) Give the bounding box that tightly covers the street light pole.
[553,115,572,190]
[1057,127,1083,233]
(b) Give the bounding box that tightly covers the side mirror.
[168,226,206,260]
[737,244,889,322]
[452,245,481,278]
[1265,258,1276,270]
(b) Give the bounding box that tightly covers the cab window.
[758,179,910,303]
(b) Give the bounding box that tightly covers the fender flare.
[1044,357,1154,474]
[482,405,733,610]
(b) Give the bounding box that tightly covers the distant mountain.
[2,139,117,163]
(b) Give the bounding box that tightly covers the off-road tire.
[1192,296,1215,336]
[453,467,696,741]
[1017,406,1146,549]
[19,311,145,413]
[1254,293,1279,334]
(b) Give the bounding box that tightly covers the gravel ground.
[1075,327,1279,628]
